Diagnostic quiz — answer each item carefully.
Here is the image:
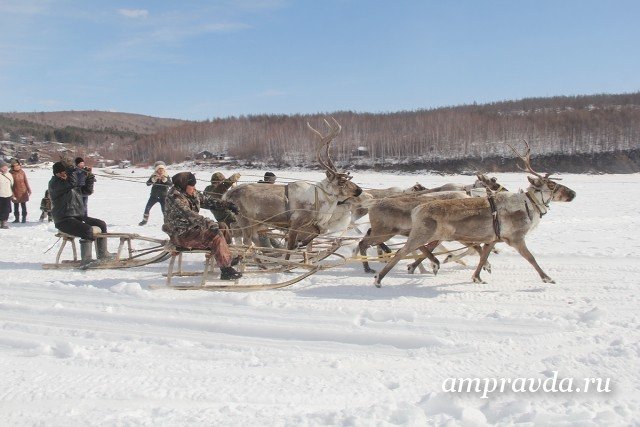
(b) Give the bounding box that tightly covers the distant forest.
[132,92,640,173]
[2,93,640,173]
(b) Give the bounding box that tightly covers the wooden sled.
[152,240,346,292]
[42,232,170,270]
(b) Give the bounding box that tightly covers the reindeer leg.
[357,228,377,274]
[509,240,555,283]
[408,241,440,275]
[472,244,492,273]
[374,242,416,288]
[471,242,496,284]
[374,226,436,287]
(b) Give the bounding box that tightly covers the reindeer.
[223,118,362,251]
[356,174,507,274]
[373,142,576,287]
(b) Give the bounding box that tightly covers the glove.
[226,202,239,214]
[229,173,241,183]
[151,175,158,183]
[160,176,168,183]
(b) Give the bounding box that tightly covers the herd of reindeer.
[222,118,577,287]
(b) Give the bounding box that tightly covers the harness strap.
[487,193,501,239]
[525,190,546,218]
[284,185,290,221]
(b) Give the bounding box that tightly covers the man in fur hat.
[163,171,242,280]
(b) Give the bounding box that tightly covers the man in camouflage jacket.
[163,171,242,280]
[203,171,241,227]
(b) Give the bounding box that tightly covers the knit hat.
[75,157,84,166]
[210,172,225,183]
[53,161,66,174]
[172,172,197,191]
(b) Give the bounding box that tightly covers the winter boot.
[138,214,149,226]
[21,215,26,223]
[220,266,242,280]
[96,238,116,261]
[13,216,19,223]
[79,239,94,264]
[0,221,8,229]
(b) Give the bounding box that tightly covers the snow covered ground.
[1,165,639,426]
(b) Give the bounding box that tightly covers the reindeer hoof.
[364,268,377,274]
[431,263,439,276]
[373,275,382,288]
[542,277,555,284]
[472,276,486,284]
[482,264,492,274]
[407,265,416,274]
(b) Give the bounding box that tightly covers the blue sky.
[1,0,639,120]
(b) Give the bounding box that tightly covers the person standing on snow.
[9,159,31,223]
[72,157,93,217]
[0,161,14,229]
[139,161,172,226]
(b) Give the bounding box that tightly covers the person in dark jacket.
[163,171,242,280]
[72,157,93,217]
[138,162,172,226]
[49,161,111,260]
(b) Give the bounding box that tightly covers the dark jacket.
[49,167,95,222]
[72,167,94,195]
[146,173,172,198]
[163,186,230,237]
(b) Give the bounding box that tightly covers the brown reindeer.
[223,118,362,251]
[357,175,507,274]
[373,143,576,287]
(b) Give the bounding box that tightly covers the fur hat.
[210,172,225,183]
[53,161,66,174]
[172,172,197,191]
[75,157,84,166]
[155,163,166,172]
[263,171,276,183]
[154,160,166,168]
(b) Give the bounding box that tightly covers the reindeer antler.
[307,117,342,174]
[506,140,545,179]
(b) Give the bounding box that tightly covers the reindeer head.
[308,118,363,200]
[508,141,576,202]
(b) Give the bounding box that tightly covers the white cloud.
[117,8,149,19]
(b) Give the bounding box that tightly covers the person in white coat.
[0,161,15,229]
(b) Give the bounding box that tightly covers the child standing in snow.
[39,189,53,222]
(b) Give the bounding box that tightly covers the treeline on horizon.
[132,92,640,170]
